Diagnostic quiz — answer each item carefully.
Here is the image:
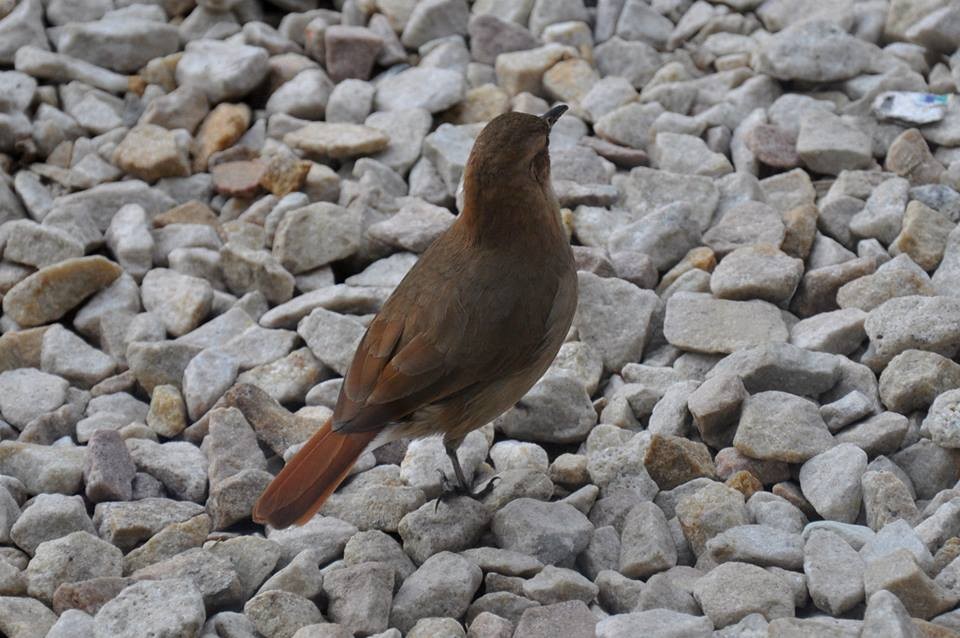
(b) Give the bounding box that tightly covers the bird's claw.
[432,473,501,512]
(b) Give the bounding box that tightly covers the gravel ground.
[1,0,960,637]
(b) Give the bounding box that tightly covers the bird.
[252,104,578,529]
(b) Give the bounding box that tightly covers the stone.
[734,392,835,463]
[127,341,203,394]
[494,373,595,444]
[693,562,794,628]
[708,342,841,397]
[244,590,323,638]
[0,442,86,497]
[221,244,295,306]
[820,391,874,432]
[607,204,701,272]
[0,596,57,638]
[889,200,955,271]
[702,201,786,257]
[792,257,877,318]
[862,589,917,637]
[0,368,68,429]
[886,128,945,185]
[126,439,207,503]
[375,67,465,113]
[10,493,94,555]
[596,609,712,638]
[922,389,960,448]
[803,530,865,615]
[94,498,200,550]
[863,295,960,370]
[619,502,677,579]
[643,434,715,490]
[513,600,596,638]
[182,348,238,422]
[491,498,593,567]
[390,552,482,634]
[468,15,538,66]
[705,522,803,570]
[790,309,867,355]
[140,268,213,337]
[755,20,873,82]
[177,40,270,103]
[113,125,190,183]
[105,204,154,279]
[878,350,960,415]
[146,385,187,439]
[94,579,206,638]
[266,69,334,120]
[863,549,957,619]
[495,44,574,98]
[850,177,911,246]
[710,244,803,304]
[212,161,265,198]
[796,111,874,175]
[2,256,121,327]
[83,429,135,503]
[321,562,393,635]
[193,103,251,171]
[40,325,114,389]
[861,471,921,531]
[664,293,788,355]
[675,483,749,557]
[368,199,455,253]
[799,444,868,524]
[3,221,82,269]
[122,514,210,574]
[26,531,121,605]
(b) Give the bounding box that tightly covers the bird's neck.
[459,172,565,249]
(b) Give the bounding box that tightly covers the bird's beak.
[541,104,568,128]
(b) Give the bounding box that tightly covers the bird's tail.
[252,417,378,529]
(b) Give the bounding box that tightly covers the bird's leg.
[433,441,500,512]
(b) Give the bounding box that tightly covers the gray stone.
[789,309,867,355]
[491,498,593,567]
[93,579,206,638]
[863,548,957,619]
[706,342,840,396]
[734,392,834,464]
[702,201,786,257]
[375,67,465,113]
[266,515,358,565]
[706,525,804,570]
[879,349,960,415]
[26,531,121,605]
[619,502,677,579]
[803,529,865,615]
[861,472,921,532]
[922,389,960,448]
[126,439,207,503]
[177,40,270,103]
[614,167,718,230]
[861,589,917,638]
[494,373,595,444]
[665,293,788,355]
[390,552,482,634]
[693,561,794,628]
[0,369,69,429]
[756,20,874,82]
[710,244,803,304]
[398,497,491,565]
[850,177,911,245]
[607,204,701,272]
[675,483,749,557]
[10,493,94,556]
[797,111,874,176]
[0,441,86,496]
[863,295,960,371]
[244,590,324,638]
[834,411,909,457]
[799,444,868,523]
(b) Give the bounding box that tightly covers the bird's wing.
[330,244,564,435]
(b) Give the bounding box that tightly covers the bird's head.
[464,105,568,189]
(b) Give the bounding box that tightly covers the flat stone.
[284,122,388,160]
[664,293,788,355]
[93,578,205,638]
[755,20,873,82]
[26,531,121,605]
[0,442,85,496]
[799,444,868,524]
[321,562,393,636]
[796,110,874,175]
[693,561,794,628]
[492,498,593,567]
[863,549,957,619]
[878,349,960,414]
[375,67,465,113]
[619,501,677,579]
[389,552,482,634]
[122,514,210,574]
[83,429,135,503]
[495,44,574,97]
[126,439,207,503]
[177,40,269,103]
[707,342,841,396]
[113,125,190,183]
[494,373,595,444]
[2,256,121,327]
[734,392,835,463]
[244,589,323,638]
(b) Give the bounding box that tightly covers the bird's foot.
[433,469,500,512]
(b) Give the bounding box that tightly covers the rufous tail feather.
[252,417,378,529]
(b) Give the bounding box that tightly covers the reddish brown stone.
[212,160,265,198]
[52,577,137,615]
[746,124,800,169]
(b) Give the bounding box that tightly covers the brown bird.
[253,105,578,529]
